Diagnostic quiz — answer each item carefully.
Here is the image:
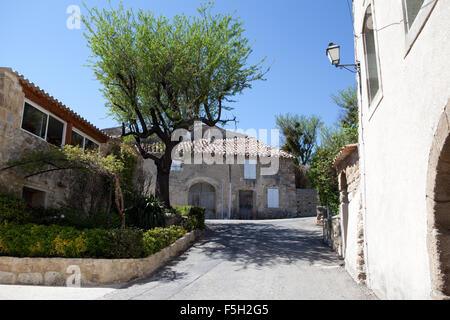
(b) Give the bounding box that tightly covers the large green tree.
[332,85,358,142]
[309,85,359,214]
[82,2,267,206]
[275,114,322,166]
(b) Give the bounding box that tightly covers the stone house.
[0,67,109,210]
[104,126,316,220]
[336,0,450,299]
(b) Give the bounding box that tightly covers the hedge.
[143,226,187,256]
[0,223,192,259]
[174,206,206,231]
[0,193,31,224]
[0,222,143,258]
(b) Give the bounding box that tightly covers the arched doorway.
[427,104,450,299]
[189,183,216,219]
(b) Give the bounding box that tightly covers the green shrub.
[173,206,192,217]
[175,206,206,231]
[143,226,187,256]
[30,207,122,230]
[126,195,166,230]
[0,193,31,224]
[103,228,144,259]
[0,222,144,259]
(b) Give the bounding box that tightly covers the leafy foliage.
[332,85,358,142]
[0,193,31,224]
[142,226,187,256]
[275,114,323,166]
[126,194,167,230]
[2,145,128,228]
[309,86,359,214]
[182,206,206,232]
[0,222,142,258]
[82,2,268,205]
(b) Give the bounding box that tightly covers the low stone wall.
[321,206,343,257]
[296,189,318,217]
[0,229,204,287]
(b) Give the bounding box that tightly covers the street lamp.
[326,43,341,66]
[326,42,360,73]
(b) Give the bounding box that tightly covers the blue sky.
[0,0,356,134]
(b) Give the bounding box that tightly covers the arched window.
[404,0,425,30]
[363,5,380,105]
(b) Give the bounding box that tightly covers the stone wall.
[0,68,109,212]
[139,157,297,219]
[296,189,318,217]
[335,147,366,284]
[0,229,203,286]
[321,205,343,258]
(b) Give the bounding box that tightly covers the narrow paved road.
[101,217,375,300]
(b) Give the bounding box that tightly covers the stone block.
[17,273,44,285]
[0,271,16,284]
[44,272,66,286]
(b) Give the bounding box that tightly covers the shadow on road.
[196,221,340,268]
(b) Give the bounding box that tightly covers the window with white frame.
[267,188,279,209]
[404,0,425,30]
[21,101,65,146]
[244,158,257,180]
[362,5,381,105]
[70,128,100,151]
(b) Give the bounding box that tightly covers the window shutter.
[244,159,257,180]
[267,189,279,208]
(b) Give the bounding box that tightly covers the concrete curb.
[0,229,205,287]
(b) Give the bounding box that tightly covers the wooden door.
[239,190,254,220]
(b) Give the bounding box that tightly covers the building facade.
[139,135,305,220]
[339,0,450,299]
[0,68,109,210]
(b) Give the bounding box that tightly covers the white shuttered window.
[244,159,257,180]
[267,189,279,208]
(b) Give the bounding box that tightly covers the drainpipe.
[228,163,232,220]
[221,180,224,219]
[228,183,232,220]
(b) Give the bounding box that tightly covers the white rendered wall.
[353,0,450,299]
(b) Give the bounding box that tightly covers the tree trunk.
[113,175,126,229]
[155,153,172,208]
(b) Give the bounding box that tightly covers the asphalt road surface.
[101,217,376,300]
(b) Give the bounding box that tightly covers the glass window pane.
[71,130,84,148]
[46,116,64,146]
[363,7,380,104]
[406,0,425,29]
[21,102,47,139]
[84,138,99,151]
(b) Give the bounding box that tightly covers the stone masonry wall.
[0,68,108,211]
[141,156,298,219]
[296,189,318,217]
[336,148,366,283]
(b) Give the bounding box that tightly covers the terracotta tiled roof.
[4,68,109,142]
[102,126,293,158]
[332,143,358,168]
[172,137,295,159]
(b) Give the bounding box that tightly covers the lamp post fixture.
[326,43,360,73]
